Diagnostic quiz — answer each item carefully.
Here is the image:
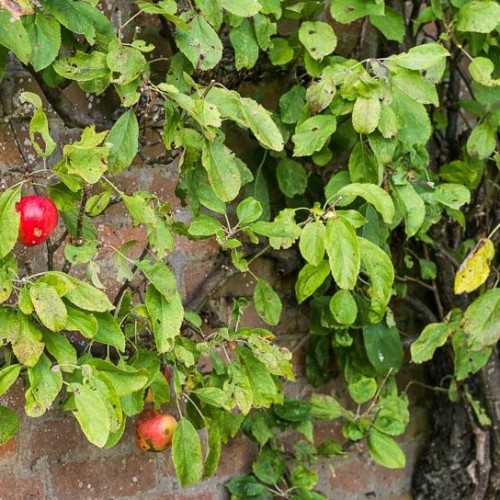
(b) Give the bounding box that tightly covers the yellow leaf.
[454,238,495,294]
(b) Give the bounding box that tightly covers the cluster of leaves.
[0,0,499,496]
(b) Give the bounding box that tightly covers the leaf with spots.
[175,12,222,71]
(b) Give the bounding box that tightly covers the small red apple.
[135,409,177,452]
[16,195,58,246]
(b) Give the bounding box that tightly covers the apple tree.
[0,0,499,497]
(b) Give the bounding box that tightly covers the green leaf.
[188,213,223,236]
[299,221,326,267]
[329,290,357,325]
[230,19,259,70]
[306,67,337,114]
[39,0,97,44]
[378,105,399,139]
[325,217,360,290]
[226,475,273,499]
[194,387,229,409]
[352,97,381,134]
[463,289,500,351]
[390,43,449,70]
[201,139,242,202]
[363,322,403,374]
[238,346,278,407]
[175,13,223,71]
[53,51,109,82]
[107,110,139,173]
[469,57,500,87]
[204,425,222,479]
[65,303,98,338]
[254,13,277,50]
[30,283,67,332]
[25,353,62,416]
[62,126,109,183]
[28,107,56,157]
[359,238,394,322]
[24,12,61,71]
[237,197,263,225]
[106,39,146,85]
[298,21,337,61]
[136,260,177,302]
[411,322,458,363]
[253,448,286,485]
[253,280,282,326]
[368,430,406,469]
[71,383,110,448]
[295,261,330,304]
[65,280,114,312]
[309,393,349,420]
[42,329,77,371]
[348,376,377,404]
[0,406,19,445]
[221,0,260,16]
[172,418,203,487]
[276,158,308,197]
[390,88,431,146]
[145,286,183,352]
[390,68,439,106]
[279,85,306,124]
[467,121,497,160]
[392,183,425,237]
[268,37,294,65]
[434,183,470,210]
[94,313,126,352]
[336,183,395,224]
[238,98,284,151]
[348,141,381,185]
[370,7,405,42]
[453,328,491,380]
[456,1,500,33]
[0,364,21,397]
[330,0,384,23]
[0,186,21,259]
[292,115,337,157]
[291,465,318,490]
[224,362,253,414]
[0,9,31,64]
[12,313,45,367]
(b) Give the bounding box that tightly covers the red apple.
[135,409,177,452]
[16,195,58,246]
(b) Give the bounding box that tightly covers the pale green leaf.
[295,261,330,304]
[325,217,360,290]
[0,186,21,260]
[298,21,337,61]
[107,110,139,173]
[172,419,203,487]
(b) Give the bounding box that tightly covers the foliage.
[0,0,499,496]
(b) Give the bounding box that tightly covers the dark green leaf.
[363,322,403,373]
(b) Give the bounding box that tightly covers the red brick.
[49,453,156,499]
[182,260,217,300]
[0,124,25,168]
[0,380,25,412]
[0,438,17,458]
[174,235,220,259]
[170,493,217,500]
[26,417,83,465]
[215,434,258,479]
[0,475,45,500]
